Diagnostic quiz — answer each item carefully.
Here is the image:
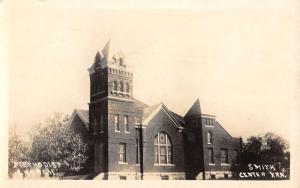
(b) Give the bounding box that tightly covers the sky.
[2,0,299,142]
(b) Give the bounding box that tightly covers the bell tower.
[88,40,136,176]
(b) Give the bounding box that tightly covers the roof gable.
[142,103,183,129]
[68,109,89,129]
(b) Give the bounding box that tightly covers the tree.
[30,113,88,175]
[232,132,290,179]
[8,128,29,178]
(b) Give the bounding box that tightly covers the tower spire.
[184,98,202,118]
[102,39,110,61]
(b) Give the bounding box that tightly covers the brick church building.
[69,41,242,180]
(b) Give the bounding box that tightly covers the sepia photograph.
[1,0,299,186]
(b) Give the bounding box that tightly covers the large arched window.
[113,81,118,91]
[154,132,173,164]
[207,131,213,144]
[119,82,124,92]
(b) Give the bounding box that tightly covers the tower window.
[154,132,173,164]
[207,131,213,144]
[113,81,118,91]
[124,115,129,133]
[119,82,124,92]
[205,118,214,126]
[125,83,130,93]
[208,148,214,164]
[119,143,127,163]
[115,115,120,132]
[221,149,228,164]
[93,118,97,134]
[99,114,103,132]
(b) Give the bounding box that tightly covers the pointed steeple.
[184,98,202,118]
[101,39,110,61]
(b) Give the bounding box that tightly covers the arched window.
[125,83,130,93]
[207,131,213,144]
[119,82,124,92]
[154,132,173,164]
[113,81,118,91]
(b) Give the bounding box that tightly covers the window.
[161,175,169,180]
[205,118,214,126]
[99,114,103,132]
[115,115,120,132]
[221,149,228,164]
[125,83,130,93]
[113,81,118,91]
[224,174,229,179]
[233,150,238,161]
[119,82,124,92]
[119,143,126,163]
[207,131,213,144]
[154,132,173,164]
[119,176,127,180]
[208,148,214,164]
[124,115,129,132]
[210,174,216,179]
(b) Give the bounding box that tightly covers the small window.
[119,176,127,180]
[224,174,229,179]
[210,174,216,179]
[99,114,103,132]
[119,82,124,92]
[233,150,238,161]
[161,175,169,180]
[115,115,120,132]
[113,81,118,91]
[124,115,129,132]
[208,148,214,164]
[221,149,228,164]
[207,131,213,144]
[93,118,97,134]
[125,83,130,93]
[119,143,126,163]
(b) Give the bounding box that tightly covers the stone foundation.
[93,172,185,180]
[204,171,233,180]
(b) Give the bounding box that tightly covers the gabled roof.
[169,111,185,125]
[215,120,232,138]
[68,109,89,129]
[69,101,184,130]
[142,103,161,120]
[142,103,183,129]
[184,98,202,118]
